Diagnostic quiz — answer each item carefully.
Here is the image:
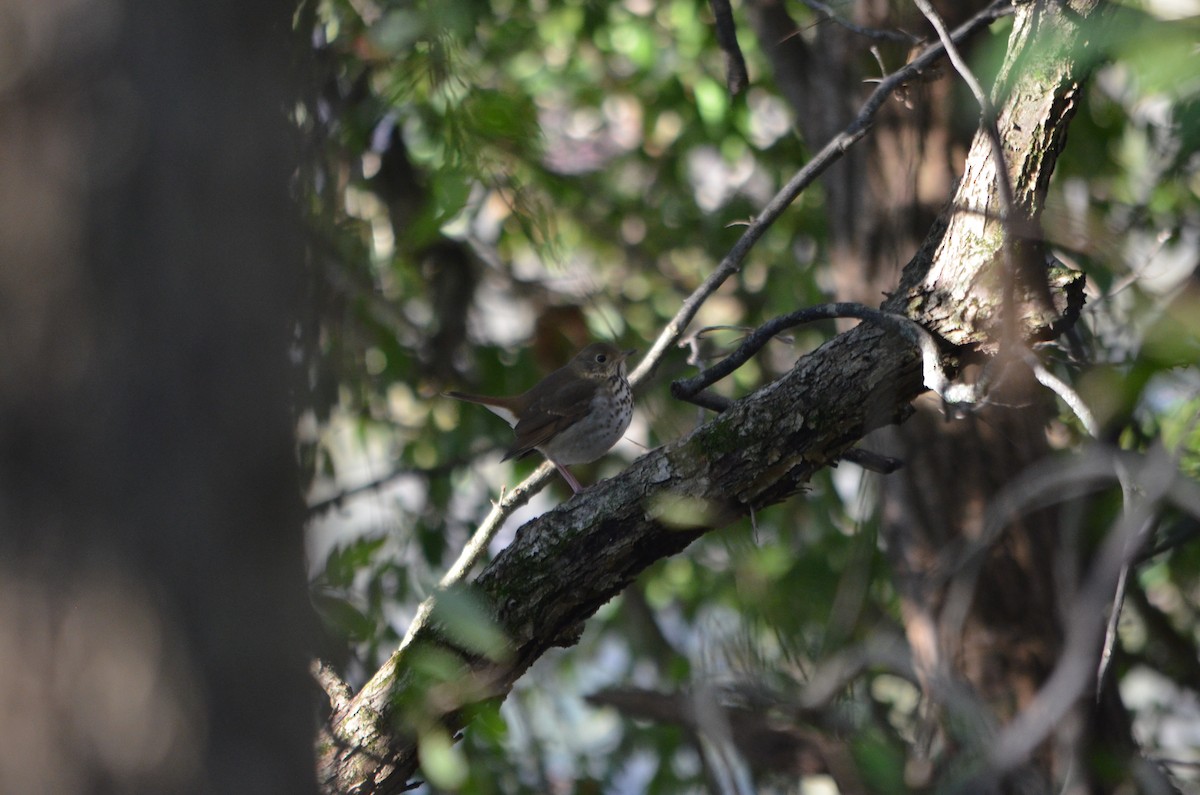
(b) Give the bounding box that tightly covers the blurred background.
[296,0,1200,792]
[2,0,1198,792]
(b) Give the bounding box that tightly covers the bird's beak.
[621,348,637,362]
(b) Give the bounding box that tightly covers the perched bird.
[446,342,636,493]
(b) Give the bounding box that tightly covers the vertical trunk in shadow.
[0,3,316,792]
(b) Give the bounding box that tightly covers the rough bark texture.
[317,1,1105,792]
[318,324,928,793]
[900,0,1098,347]
[747,2,1103,786]
[874,0,1112,790]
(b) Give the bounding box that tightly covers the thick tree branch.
[318,318,927,794]
[317,301,1073,793]
[671,302,952,407]
[387,0,1016,647]
[892,0,1100,345]
[314,1,1102,791]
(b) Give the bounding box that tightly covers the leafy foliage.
[296,0,1200,791]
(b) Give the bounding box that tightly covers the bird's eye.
[595,353,608,363]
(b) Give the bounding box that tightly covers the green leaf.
[418,726,468,789]
[430,585,513,662]
[463,88,539,142]
[311,592,375,642]
[693,76,729,128]
[323,535,387,588]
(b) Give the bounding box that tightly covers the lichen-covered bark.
[318,325,927,793]
[317,302,1080,792]
[316,1,1106,791]
[897,0,1102,348]
[876,0,1113,790]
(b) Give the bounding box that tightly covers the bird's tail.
[443,391,518,426]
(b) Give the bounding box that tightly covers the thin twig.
[399,0,1014,671]
[628,0,1013,392]
[913,0,1015,227]
[671,302,951,405]
[799,633,917,710]
[1025,354,1098,437]
[1097,409,1200,691]
[840,447,904,474]
[940,447,1200,684]
[981,452,1196,780]
[306,459,463,516]
[917,0,1091,444]
[399,464,555,650]
[439,473,550,586]
[800,0,921,44]
[1095,514,1156,695]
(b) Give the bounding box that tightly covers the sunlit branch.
[399,464,555,649]
[915,0,1028,361]
[417,0,1015,645]
[628,0,1014,391]
[1025,353,1098,437]
[311,658,353,713]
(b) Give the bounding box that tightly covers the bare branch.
[1025,353,1099,437]
[799,0,922,44]
[397,466,554,650]
[839,447,904,474]
[670,302,952,406]
[306,459,464,516]
[312,659,353,713]
[913,0,1025,352]
[629,0,1014,391]
[399,0,1016,681]
[981,451,1191,780]
[319,315,932,792]
[313,5,1117,790]
[710,0,749,94]
[940,446,1200,692]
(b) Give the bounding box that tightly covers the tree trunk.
[315,1,1127,792]
[0,3,316,792]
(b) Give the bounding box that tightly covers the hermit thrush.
[446,342,636,493]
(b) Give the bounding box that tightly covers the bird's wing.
[504,371,595,460]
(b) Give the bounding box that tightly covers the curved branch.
[671,302,951,406]
[799,0,921,43]
[318,320,928,793]
[390,0,1016,668]
[628,0,1013,390]
[397,465,554,649]
[313,4,1108,793]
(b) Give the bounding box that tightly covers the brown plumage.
[446,342,635,493]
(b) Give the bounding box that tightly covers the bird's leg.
[552,462,584,493]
